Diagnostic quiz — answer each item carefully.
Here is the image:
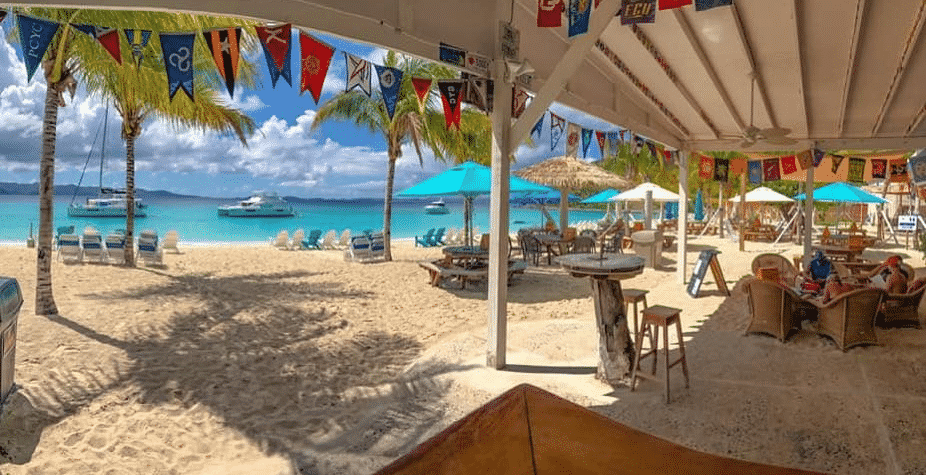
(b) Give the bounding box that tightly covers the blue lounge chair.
[416,228,435,247]
[55,225,75,249]
[370,232,386,260]
[302,229,322,249]
[344,236,372,262]
[57,234,81,262]
[429,227,446,246]
[105,233,126,264]
[138,238,162,265]
[81,229,105,263]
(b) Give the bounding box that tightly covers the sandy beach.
[1,235,925,474]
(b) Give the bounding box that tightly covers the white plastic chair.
[271,230,289,250]
[337,229,351,249]
[137,238,162,265]
[162,230,179,253]
[289,229,305,250]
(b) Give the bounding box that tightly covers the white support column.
[677,150,689,284]
[487,25,514,370]
[802,164,815,265]
[559,188,570,232]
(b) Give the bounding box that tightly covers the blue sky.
[0,22,621,199]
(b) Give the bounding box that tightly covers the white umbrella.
[727,186,794,203]
[610,182,679,202]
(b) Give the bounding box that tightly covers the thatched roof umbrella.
[514,156,631,232]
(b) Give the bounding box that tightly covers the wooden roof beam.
[728,3,777,129]
[873,0,926,135]
[836,0,867,136]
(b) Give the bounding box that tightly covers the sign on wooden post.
[686,249,730,298]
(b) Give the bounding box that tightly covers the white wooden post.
[677,150,689,284]
[802,163,815,266]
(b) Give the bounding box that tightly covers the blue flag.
[17,15,59,82]
[160,33,195,101]
[568,0,592,37]
[375,64,403,120]
[748,160,763,185]
[695,0,732,11]
[550,113,566,151]
[581,128,593,158]
[531,114,545,139]
[439,42,466,67]
[607,132,621,156]
[812,148,826,167]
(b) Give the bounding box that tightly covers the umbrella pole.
[559,188,569,233]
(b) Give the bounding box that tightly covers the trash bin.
[0,277,23,409]
[631,230,663,268]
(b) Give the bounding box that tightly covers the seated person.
[867,255,909,294]
[806,250,832,284]
[822,273,855,303]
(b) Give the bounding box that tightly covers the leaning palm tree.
[312,51,491,261]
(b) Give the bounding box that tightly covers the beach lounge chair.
[370,232,386,260]
[104,233,126,265]
[344,236,372,262]
[289,229,305,250]
[337,229,351,249]
[271,230,289,250]
[415,228,435,247]
[321,229,337,249]
[139,229,158,246]
[162,230,179,253]
[55,225,75,249]
[57,234,82,263]
[429,227,446,246]
[302,229,323,250]
[81,229,105,263]
[811,287,884,351]
[137,238,163,265]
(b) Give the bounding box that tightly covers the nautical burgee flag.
[780,154,797,175]
[531,114,545,139]
[607,132,621,156]
[512,85,530,118]
[17,15,59,81]
[763,158,781,182]
[550,113,566,151]
[713,158,729,182]
[344,52,372,96]
[748,160,762,184]
[581,128,593,158]
[847,157,865,183]
[72,24,121,64]
[812,148,826,167]
[124,29,151,67]
[160,32,195,101]
[568,0,592,37]
[538,0,565,27]
[255,24,292,88]
[412,77,432,106]
[830,154,845,174]
[596,130,606,156]
[566,123,581,157]
[376,65,404,120]
[795,149,812,170]
[299,31,335,104]
[204,28,242,99]
[437,79,464,129]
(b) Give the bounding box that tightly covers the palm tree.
[311,51,491,261]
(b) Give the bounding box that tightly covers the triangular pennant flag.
[622,0,657,24]
[568,0,592,37]
[255,24,293,88]
[763,158,781,182]
[795,149,812,170]
[377,64,405,120]
[871,159,887,179]
[890,159,909,182]
[124,29,152,67]
[566,123,581,157]
[596,131,607,157]
[0,9,7,24]
[581,128,593,158]
[698,155,713,180]
[437,79,464,129]
[531,113,545,139]
[550,113,566,151]
[203,28,242,99]
[344,52,372,96]
[812,149,826,167]
[830,154,845,174]
[730,158,747,175]
[645,141,657,159]
[748,161,763,184]
[607,132,621,156]
[73,24,121,64]
[412,77,432,106]
[299,32,335,104]
[662,149,673,166]
[461,73,494,113]
[780,155,797,175]
[694,0,732,11]
[713,158,729,182]
[633,135,645,155]
[512,85,530,119]
[538,0,565,27]
[659,0,691,9]
[847,157,865,183]
[160,32,195,101]
[17,15,59,82]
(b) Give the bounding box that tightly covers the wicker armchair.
[744,278,806,342]
[811,287,884,351]
[751,253,798,284]
[879,284,925,328]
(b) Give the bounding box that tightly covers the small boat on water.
[424,199,450,215]
[217,191,295,217]
[67,188,146,218]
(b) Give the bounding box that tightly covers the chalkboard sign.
[686,249,729,298]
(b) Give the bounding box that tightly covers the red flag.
[538,0,565,27]
[780,155,797,175]
[255,24,291,73]
[763,158,781,181]
[512,85,530,118]
[871,159,887,179]
[438,80,464,130]
[299,32,335,104]
[595,131,606,156]
[659,0,692,9]
[96,29,122,64]
[698,155,713,179]
[412,77,432,106]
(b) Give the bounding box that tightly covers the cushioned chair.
[751,253,798,284]
[879,283,925,328]
[811,287,884,351]
[744,278,806,342]
[571,235,596,254]
[344,236,372,262]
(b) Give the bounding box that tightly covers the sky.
[0,20,622,199]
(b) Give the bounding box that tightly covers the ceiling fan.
[739,74,796,148]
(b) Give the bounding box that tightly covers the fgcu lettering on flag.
[581,128,593,157]
[73,24,121,64]
[17,15,59,82]
[566,123,581,157]
[622,0,657,24]
[694,0,732,11]
[344,53,372,96]
[300,32,335,104]
[531,113,545,139]
[124,29,151,67]
[607,132,621,156]
[847,157,865,183]
[595,131,606,156]
[550,113,566,151]
[568,0,592,37]
[160,32,195,101]
[512,86,530,118]
[376,65,404,120]
[204,28,242,99]
[438,43,466,68]
[748,160,762,184]
[255,24,292,88]
[437,79,464,129]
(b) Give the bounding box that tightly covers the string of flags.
[697,151,914,186]
[535,110,675,162]
[537,0,732,38]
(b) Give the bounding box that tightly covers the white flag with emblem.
[345,52,372,96]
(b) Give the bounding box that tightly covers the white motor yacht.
[424,199,450,215]
[217,192,295,217]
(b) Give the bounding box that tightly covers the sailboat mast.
[99,104,109,193]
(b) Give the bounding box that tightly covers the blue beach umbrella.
[793,182,888,203]
[398,161,553,244]
[694,189,705,221]
[581,188,621,204]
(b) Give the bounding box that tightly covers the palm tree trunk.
[124,133,136,266]
[382,154,397,261]
[35,83,60,315]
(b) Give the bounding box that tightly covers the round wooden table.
[556,253,645,384]
[442,246,489,267]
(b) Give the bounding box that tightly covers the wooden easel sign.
[686,249,730,298]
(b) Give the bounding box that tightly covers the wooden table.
[556,253,645,384]
[534,233,569,264]
[813,244,862,262]
[442,246,489,267]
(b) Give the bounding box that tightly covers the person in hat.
[867,255,908,294]
[807,250,832,284]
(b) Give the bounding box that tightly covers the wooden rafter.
[728,4,777,130]
[873,0,926,135]
[836,0,867,136]
[786,0,809,136]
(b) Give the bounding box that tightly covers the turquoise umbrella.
[581,188,621,203]
[793,182,888,203]
[694,189,705,221]
[398,161,553,244]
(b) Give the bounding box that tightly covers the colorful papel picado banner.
[17,15,59,81]
[204,28,242,98]
[748,160,762,184]
[538,0,565,27]
[763,158,781,182]
[255,24,292,88]
[344,53,372,96]
[300,32,335,104]
[376,64,404,120]
[550,113,566,151]
[847,157,865,183]
[73,24,122,64]
[437,79,464,129]
[160,32,195,101]
[124,29,151,67]
[870,159,887,179]
[568,0,592,37]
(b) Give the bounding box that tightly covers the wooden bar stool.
[621,289,649,338]
[631,305,690,403]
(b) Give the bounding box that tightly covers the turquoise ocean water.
[0,195,607,244]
